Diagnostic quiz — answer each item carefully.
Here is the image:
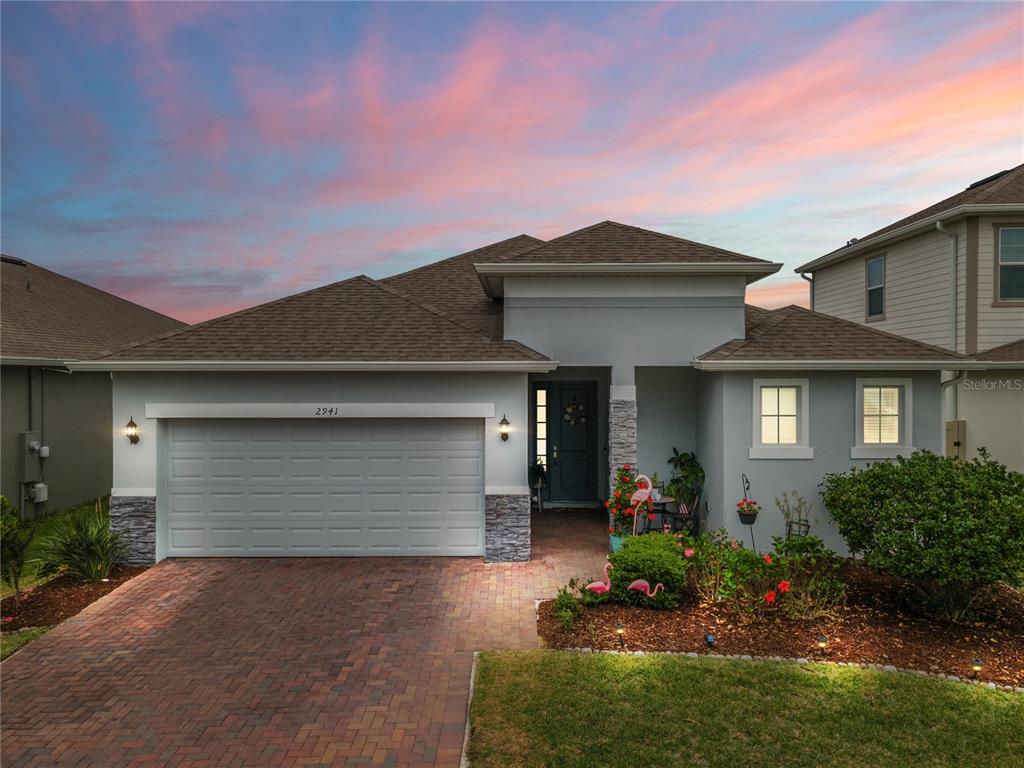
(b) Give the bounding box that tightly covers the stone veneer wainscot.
[110,496,156,565]
[609,398,638,486]
[484,494,531,562]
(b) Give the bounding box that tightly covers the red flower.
[608,526,616,533]
[764,590,777,604]
[647,513,656,520]
[614,490,622,498]
[777,580,791,594]
[605,500,611,508]
[763,554,773,565]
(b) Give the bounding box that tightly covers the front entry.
[532,381,598,504]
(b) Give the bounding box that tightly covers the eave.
[796,203,1024,273]
[474,261,782,297]
[691,359,987,371]
[66,359,560,373]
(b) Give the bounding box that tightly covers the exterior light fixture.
[704,633,716,648]
[616,621,625,648]
[125,417,140,445]
[816,634,828,650]
[972,658,983,673]
[498,414,511,441]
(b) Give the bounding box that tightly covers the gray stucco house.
[1,255,185,516]
[68,221,982,563]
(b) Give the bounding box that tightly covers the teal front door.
[534,381,598,502]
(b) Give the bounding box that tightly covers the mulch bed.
[538,563,1024,687]
[1,566,148,633]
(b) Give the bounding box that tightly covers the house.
[1,255,185,515]
[796,165,1024,471]
[68,221,978,563]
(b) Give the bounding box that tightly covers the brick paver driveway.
[1,510,608,767]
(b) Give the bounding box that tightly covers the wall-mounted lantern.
[125,417,140,445]
[499,414,511,442]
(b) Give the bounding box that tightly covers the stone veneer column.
[609,396,638,488]
[484,494,531,562]
[110,496,157,565]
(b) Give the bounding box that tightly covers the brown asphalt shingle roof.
[100,275,548,362]
[385,234,544,338]
[977,338,1024,363]
[699,305,968,363]
[1,256,185,360]
[497,221,771,265]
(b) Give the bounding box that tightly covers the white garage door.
[161,418,485,557]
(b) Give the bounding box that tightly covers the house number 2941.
[314,406,340,416]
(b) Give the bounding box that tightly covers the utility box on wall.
[945,419,966,460]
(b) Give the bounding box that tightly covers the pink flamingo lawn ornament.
[628,579,664,599]
[586,562,614,594]
[630,473,653,535]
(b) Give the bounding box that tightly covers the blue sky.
[2,1,1021,321]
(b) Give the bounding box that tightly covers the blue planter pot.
[610,534,628,553]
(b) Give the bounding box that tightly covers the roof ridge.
[973,163,1024,201]
[95,274,368,360]
[385,234,544,279]
[604,221,773,264]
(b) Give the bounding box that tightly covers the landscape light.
[704,633,716,648]
[616,622,625,648]
[972,658,983,673]
[816,635,828,650]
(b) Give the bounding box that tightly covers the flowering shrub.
[605,464,653,535]
[680,530,844,618]
[822,449,1024,620]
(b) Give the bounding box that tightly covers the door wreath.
[563,399,587,426]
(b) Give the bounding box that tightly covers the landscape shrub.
[37,507,128,582]
[1,497,36,608]
[552,579,584,630]
[771,535,845,619]
[608,533,687,609]
[680,528,741,603]
[821,449,1024,620]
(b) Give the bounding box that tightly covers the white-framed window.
[534,386,548,467]
[996,226,1024,302]
[865,255,885,318]
[750,379,813,459]
[852,378,913,459]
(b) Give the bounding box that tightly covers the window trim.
[864,253,886,321]
[992,223,1024,307]
[749,378,813,459]
[852,377,913,459]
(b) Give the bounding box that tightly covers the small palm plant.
[37,505,128,582]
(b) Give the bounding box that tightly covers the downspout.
[936,220,959,422]
[799,271,814,311]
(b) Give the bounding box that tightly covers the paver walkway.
[1,509,608,767]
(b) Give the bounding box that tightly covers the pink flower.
[764,590,777,605]
[777,580,791,594]
[2,616,13,623]
[684,548,695,558]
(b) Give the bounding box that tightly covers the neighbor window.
[853,378,913,459]
[866,255,885,318]
[862,385,900,444]
[750,379,812,459]
[760,386,798,444]
[535,387,547,467]
[997,226,1024,301]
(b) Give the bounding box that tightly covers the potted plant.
[736,497,761,525]
[605,464,651,552]
[528,460,547,512]
[666,448,704,509]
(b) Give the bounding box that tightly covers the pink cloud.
[747,280,810,310]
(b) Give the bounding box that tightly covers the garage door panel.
[163,418,485,557]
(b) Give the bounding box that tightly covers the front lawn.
[0,627,48,660]
[468,651,1023,768]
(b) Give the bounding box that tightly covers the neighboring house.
[796,165,1024,471]
[0,255,185,515]
[69,221,978,564]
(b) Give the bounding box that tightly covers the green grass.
[1,496,108,599]
[469,651,1024,768]
[0,627,48,660]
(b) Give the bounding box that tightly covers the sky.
[2,1,1022,323]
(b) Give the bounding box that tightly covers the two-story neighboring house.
[796,165,1024,471]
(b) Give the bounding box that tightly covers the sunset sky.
[2,1,1021,323]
